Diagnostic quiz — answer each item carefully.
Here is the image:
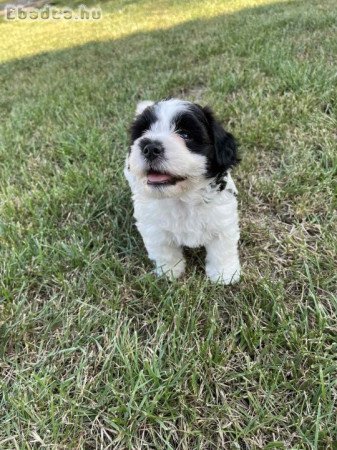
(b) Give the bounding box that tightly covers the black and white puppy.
[124,98,240,284]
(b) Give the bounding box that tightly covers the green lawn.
[0,0,336,448]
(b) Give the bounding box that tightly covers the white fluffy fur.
[125,99,241,284]
[135,100,155,116]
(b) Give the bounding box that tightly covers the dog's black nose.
[141,142,163,161]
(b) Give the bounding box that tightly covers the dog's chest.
[135,193,232,248]
[160,200,211,247]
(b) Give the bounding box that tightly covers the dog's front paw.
[153,259,186,280]
[206,264,240,285]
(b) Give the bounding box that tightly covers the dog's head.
[127,98,239,197]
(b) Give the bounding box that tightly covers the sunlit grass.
[0,0,287,62]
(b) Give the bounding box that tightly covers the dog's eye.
[178,131,190,140]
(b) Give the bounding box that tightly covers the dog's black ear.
[202,106,239,172]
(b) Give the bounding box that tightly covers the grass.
[0,0,336,448]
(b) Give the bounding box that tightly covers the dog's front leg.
[205,235,240,284]
[141,231,185,279]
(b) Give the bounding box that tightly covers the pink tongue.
[147,173,172,183]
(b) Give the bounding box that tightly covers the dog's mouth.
[146,170,185,186]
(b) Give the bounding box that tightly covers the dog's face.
[127,99,238,197]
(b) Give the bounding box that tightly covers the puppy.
[124,98,240,284]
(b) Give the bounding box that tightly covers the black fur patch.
[130,107,157,142]
[171,104,239,184]
[171,106,212,157]
[200,106,240,179]
[211,172,228,192]
[173,110,210,146]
